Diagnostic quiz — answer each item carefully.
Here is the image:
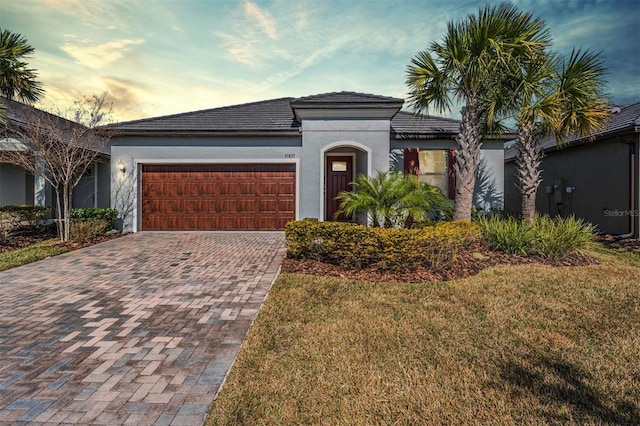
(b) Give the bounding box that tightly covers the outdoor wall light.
[117,160,126,173]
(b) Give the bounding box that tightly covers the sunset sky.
[2,0,639,122]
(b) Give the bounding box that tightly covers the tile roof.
[293,91,403,104]
[114,92,454,136]
[505,101,640,160]
[1,97,109,155]
[390,111,460,138]
[112,97,299,133]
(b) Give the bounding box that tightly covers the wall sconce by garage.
[117,160,126,174]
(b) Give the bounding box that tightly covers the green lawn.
[206,244,640,425]
[0,239,70,271]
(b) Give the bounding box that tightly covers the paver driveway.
[0,232,286,425]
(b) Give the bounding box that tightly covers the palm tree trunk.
[516,123,542,224]
[453,106,482,221]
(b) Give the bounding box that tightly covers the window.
[331,161,348,172]
[418,150,447,195]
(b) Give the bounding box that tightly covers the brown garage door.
[141,164,295,231]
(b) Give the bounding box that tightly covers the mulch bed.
[597,235,640,254]
[281,240,597,284]
[0,231,124,254]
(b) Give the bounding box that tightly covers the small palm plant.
[335,170,451,228]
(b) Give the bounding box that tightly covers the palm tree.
[335,171,450,228]
[512,49,610,222]
[406,3,550,221]
[0,29,44,103]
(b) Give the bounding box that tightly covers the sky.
[1,0,639,122]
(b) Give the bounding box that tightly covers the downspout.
[615,137,636,240]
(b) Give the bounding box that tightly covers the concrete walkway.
[0,232,286,425]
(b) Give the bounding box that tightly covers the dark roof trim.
[110,130,301,137]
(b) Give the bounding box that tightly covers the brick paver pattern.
[0,232,286,425]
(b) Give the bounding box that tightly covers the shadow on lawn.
[498,354,639,424]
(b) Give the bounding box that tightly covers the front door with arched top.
[325,155,353,221]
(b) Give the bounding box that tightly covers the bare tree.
[0,93,114,241]
[111,158,136,230]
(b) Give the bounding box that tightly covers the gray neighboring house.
[111,92,509,232]
[504,101,640,237]
[0,97,111,210]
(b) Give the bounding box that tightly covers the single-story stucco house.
[0,97,111,211]
[110,92,509,232]
[504,101,640,237]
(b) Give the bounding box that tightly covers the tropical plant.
[0,29,44,103]
[510,49,610,222]
[406,3,550,221]
[477,214,595,259]
[334,170,450,228]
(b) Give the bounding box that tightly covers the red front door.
[325,156,353,221]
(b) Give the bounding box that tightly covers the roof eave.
[392,131,516,140]
[504,125,640,162]
[391,132,457,140]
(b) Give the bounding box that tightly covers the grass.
[206,245,640,425]
[0,239,70,271]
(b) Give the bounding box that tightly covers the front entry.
[325,155,353,221]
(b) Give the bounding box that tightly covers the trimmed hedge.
[69,208,118,243]
[0,205,51,239]
[285,220,481,271]
[70,208,118,223]
[0,205,50,225]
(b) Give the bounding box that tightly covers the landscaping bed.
[282,240,596,283]
[0,229,122,254]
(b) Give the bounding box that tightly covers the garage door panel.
[217,199,238,213]
[181,199,203,212]
[141,164,295,231]
[259,199,277,213]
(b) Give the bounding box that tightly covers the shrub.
[477,215,535,255]
[478,215,595,260]
[69,208,118,243]
[530,215,595,260]
[70,208,118,224]
[285,219,482,271]
[69,219,110,244]
[0,205,51,241]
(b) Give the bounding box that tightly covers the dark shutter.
[404,148,420,176]
[447,149,456,200]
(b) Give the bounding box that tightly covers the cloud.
[250,34,353,93]
[216,33,261,67]
[243,1,278,39]
[171,24,184,33]
[101,76,147,120]
[40,0,122,28]
[60,38,144,69]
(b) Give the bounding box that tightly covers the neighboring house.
[504,101,640,237]
[0,97,111,211]
[110,92,510,232]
